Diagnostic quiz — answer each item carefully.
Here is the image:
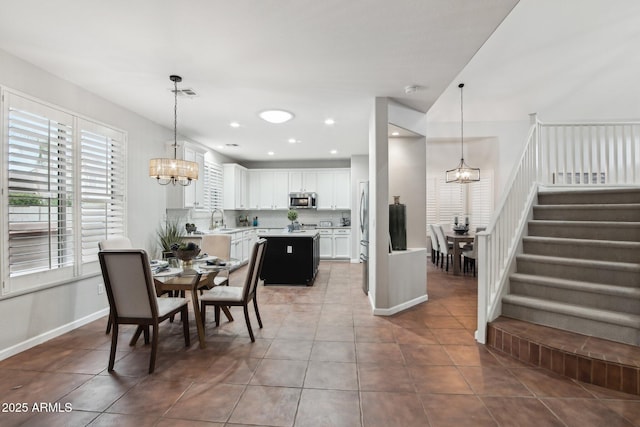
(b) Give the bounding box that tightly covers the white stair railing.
[476,116,640,344]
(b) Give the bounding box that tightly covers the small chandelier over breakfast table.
[446,83,480,184]
[149,75,198,186]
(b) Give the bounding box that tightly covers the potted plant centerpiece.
[171,241,201,270]
[287,209,298,232]
[157,218,184,259]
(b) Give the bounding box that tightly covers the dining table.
[153,257,237,349]
[445,231,475,276]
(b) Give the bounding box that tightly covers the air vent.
[171,88,197,97]
[226,143,239,147]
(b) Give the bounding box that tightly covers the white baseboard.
[0,308,109,362]
[372,294,428,316]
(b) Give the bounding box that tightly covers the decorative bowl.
[452,225,469,235]
[173,248,201,261]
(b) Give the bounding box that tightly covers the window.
[203,160,223,210]
[427,170,493,236]
[2,91,126,294]
[79,120,126,267]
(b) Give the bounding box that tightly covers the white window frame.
[1,88,127,296]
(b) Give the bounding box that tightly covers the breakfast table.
[445,231,475,276]
[153,258,237,348]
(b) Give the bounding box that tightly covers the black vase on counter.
[389,196,407,251]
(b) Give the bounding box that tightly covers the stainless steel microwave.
[289,192,317,209]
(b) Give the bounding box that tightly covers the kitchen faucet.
[210,208,225,229]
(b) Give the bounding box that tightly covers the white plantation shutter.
[80,120,126,265]
[204,160,223,210]
[426,171,493,232]
[469,170,493,230]
[3,91,127,294]
[6,95,75,288]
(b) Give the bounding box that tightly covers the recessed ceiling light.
[259,109,294,124]
[324,118,335,125]
[216,145,225,149]
[391,131,400,136]
[230,121,240,128]
[267,151,275,156]
[288,138,301,144]
[330,149,338,154]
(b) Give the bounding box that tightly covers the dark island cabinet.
[258,231,319,285]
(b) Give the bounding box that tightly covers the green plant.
[287,209,298,223]
[8,192,44,206]
[157,218,184,253]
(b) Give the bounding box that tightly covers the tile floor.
[1,261,640,426]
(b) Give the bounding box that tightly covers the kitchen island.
[257,230,320,285]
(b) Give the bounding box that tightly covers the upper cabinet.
[167,143,207,210]
[316,169,350,210]
[249,170,289,209]
[224,165,350,211]
[223,163,248,210]
[289,171,318,193]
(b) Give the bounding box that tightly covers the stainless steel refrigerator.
[359,181,369,295]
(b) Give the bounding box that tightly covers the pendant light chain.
[459,82,464,161]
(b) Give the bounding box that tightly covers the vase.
[389,196,407,251]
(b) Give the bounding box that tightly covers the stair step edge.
[522,236,640,249]
[502,295,640,328]
[529,220,640,227]
[516,253,640,271]
[509,273,640,297]
[534,203,640,210]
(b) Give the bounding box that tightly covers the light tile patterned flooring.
[1,261,640,426]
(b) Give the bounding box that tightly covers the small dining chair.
[433,224,453,272]
[200,234,232,288]
[200,238,267,342]
[98,249,190,374]
[99,237,133,334]
[428,224,440,265]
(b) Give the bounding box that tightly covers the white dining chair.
[200,234,232,288]
[433,224,453,272]
[428,224,440,265]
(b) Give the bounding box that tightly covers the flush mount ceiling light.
[446,83,480,184]
[391,131,400,136]
[330,149,338,155]
[259,109,294,124]
[149,75,199,186]
[229,121,240,128]
[324,118,335,125]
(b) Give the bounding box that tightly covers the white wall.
[0,49,196,357]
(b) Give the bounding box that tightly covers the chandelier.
[446,83,480,184]
[149,75,198,186]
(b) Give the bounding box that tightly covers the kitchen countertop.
[257,230,320,238]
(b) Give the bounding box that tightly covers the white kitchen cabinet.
[316,169,350,210]
[333,228,351,259]
[318,227,351,259]
[289,170,317,193]
[318,228,333,258]
[223,163,248,210]
[167,144,206,210]
[249,170,289,210]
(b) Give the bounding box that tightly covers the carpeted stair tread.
[523,235,640,250]
[509,273,640,298]
[502,294,640,329]
[516,253,640,272]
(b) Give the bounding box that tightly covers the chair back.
[99,250,158,319]
[98,236,133,250]
[242,239,267,302]
[201,234,231,260]
[428,224,440,251]
[433,224,449,255]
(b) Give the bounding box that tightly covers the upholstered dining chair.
[462,235,478,277]
[433,224,453,272]
[428,224,440,265]
[99,237,133,334]
[200,238,267,342]
[201,234,232,288]
[98,249,190,374]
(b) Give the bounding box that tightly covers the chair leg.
[143,326,150,344]
[182,306,191,347]
[243,305,255,342]
[445,254,449,272]
[130,325,143,346]
[108,322,118,371]
[149,324,158,374]
[253,297,263,329]
[214,306,221,326]
[201,302,207,323]
[105,312,112,334]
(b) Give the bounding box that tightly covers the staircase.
[501,187,640,346]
